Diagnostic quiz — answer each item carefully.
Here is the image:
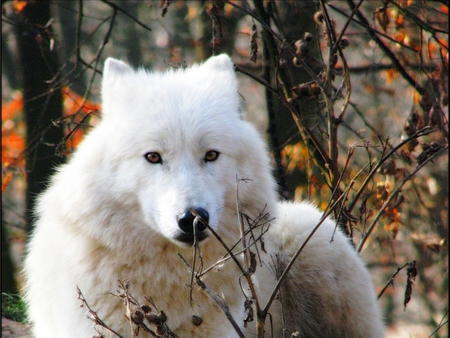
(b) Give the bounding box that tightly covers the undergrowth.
[2,293,27,323]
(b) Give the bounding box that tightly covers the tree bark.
[256,0,322,198]
[16,0,65,232]
[1,220,17,294]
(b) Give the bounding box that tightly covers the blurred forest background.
[2,0,448,337]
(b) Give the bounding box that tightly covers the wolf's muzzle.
[175,207,209,244]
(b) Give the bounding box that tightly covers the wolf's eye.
[204,150,220,162]
[144,152,162,164]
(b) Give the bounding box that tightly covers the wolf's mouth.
[174,231,209,245]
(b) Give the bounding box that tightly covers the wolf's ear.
[102,58,134,117]
[103,58,133,82]
[203,54,234,73]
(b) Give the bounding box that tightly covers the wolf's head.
[49,55,277,248]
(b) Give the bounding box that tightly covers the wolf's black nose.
[177,207,209,233]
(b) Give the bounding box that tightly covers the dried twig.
[77,286,125,338]
[100,0,152,31]
[344,0,427,95]
[427,309,449,338]
[177,253,246,338]
[357,145,448,252]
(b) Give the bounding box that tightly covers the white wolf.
[24,54,384,337]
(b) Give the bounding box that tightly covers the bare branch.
[357,145,448,252]
[77,286,125,338]
[343,0,427,95]
[100,0,152,32]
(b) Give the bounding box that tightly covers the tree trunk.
[1,220,17,294]
[256,0,322,198]
[16,0,65,232]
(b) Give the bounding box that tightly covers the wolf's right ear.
[103,58,133,82]
[203,54,234,73]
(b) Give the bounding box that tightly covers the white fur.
[24,55,384,337]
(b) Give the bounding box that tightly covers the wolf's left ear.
[203,54,234,73]
[103,58,133,82]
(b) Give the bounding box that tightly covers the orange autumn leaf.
[428,41,438,59]
[2,171,13,192]
[437,37,448,48]
[1,87,101,190]
[13,0,27,14]
[2,91,25,184]
[398,0,413,7]
[393,31,406,44]
[62,87,101,116]
[2,133,25,158]
[2,94,23,120]
[385,68,398,84]
[413,91,421,105]
[224,3,234,17]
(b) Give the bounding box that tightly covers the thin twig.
[357,145,448,252]
[262,190,348,315]
[377,262,409,299]
[100,0,152,31]
[177,254,246,338]
[427,309,449,338]
[234,65,278,95]
[347,126,435,214]
[344,0,427,95]
[77,286,125,338]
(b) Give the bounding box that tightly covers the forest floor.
[2,317,31,338]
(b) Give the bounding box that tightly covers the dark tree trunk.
[55,0,87,96]
[16,0,65,232]
[1,220,17,294]
[256,0,323,199]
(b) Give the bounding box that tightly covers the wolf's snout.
[176,207,209,234]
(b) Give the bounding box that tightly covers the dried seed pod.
[419,92,433,112]
[339,38,349,49]
[309,83,321,96]
[243,298,254,327]
[249,251,257,274]
[141,305,152,313]
[157,311,167,323]
[403,124,414,136]
[303,32,313,42]
[430,142,440,151]
[192,315,203,326]
[156,324,167,336]
[146,312,159,324]
[293,57,302,67]
[250,23,258,63]
[292,83,310,98]
[295,40,309,59]
[314,11,324,24]
[380,159,396,175]
[131,310,144,324]
[330,54,338,68]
